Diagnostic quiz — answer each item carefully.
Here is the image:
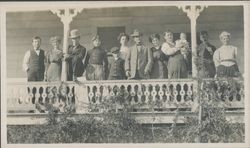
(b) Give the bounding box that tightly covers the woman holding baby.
[161,30,188,79]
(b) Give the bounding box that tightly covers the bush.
[7,78,245,143]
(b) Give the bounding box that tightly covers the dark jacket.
[84,46,109,80]
[108,58,126,80]
[66,44,86,80]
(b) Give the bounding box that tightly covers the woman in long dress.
[213,31,240,77]
[149,33,168,79]
[161,30,188,79]
[117,32,130,60]
[45,36,63,81]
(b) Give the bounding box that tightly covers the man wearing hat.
[108,47,126,80]
[83,35,108,80]
[125,29,153,80]
[64,29,87,81]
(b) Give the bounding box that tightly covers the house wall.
[6,6,244,78]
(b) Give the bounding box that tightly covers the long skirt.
[168,53,188,79]
[216,64,240,77]
[86,64,105,80]
[47,63,61,81]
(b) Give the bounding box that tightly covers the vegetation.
[7,78,244,143]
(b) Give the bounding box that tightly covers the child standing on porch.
[108,47,126,80]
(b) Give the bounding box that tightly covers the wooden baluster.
[102,85,110,98]
[180,84,185,103]
[137,84,142,104]
[54,85,59,105]
[96,85,101,104]
[158,84,164,101]
[88,85,94,104]
[187,83,193,101]
[68,85,74,106]
[144,84,150,104]
[34,86,40,104]
[27,86,33,104]
[151,84,157,102]
[41,86,47,104]
[130,84,136,105]
[165,84,171,103]
[110,84,115,97]
[172,83,178,104]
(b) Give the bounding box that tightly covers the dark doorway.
[97,26,126,52]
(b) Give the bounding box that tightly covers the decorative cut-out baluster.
[151,84,157,102]
[42,86,47,104]
[68,85,74,106]
[172,83,178,103]
[88,85,94,104]
[144,84,150,104]
[34,86,40,104]
[180,84,185,103]
[102,85,109,98]
[130,84,136,105]
[95,85,101,104]
[158,85,164,101]
[137,84,142,104]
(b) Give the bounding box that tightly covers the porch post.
[50,8,83,81]
[178,6,206,78]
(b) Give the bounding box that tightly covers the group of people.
[22,29,241,82]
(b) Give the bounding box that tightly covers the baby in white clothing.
[175,33,190,59]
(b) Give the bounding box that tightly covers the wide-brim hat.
[110,47,120,53]
[69,29,81,39]
[130,29,142,37]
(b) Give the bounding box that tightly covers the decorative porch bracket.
[50,8,83,81]
[178,5,207,78]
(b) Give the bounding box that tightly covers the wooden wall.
[6,6,244,78]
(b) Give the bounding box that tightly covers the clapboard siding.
[6,6,244,78]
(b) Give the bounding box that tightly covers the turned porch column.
[50,8,83,81]
[178,6,206,78]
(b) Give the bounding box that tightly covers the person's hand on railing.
[63,53,70,61]
[126,71,131,78]
[144,69,150,76]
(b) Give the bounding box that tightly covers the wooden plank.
[6,111,244,125]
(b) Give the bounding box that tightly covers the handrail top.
[6,78,244,85]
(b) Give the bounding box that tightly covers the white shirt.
[161,42,179,55]
[213,45,237,67]
[22,49,41,72]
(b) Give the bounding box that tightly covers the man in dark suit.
[108,47,126,80]
[125,29,153,80]
[64,29,87,81]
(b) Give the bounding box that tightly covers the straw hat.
[130,29,142,37]
[69,29,81,39]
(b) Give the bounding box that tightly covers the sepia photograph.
[1,1,249,147]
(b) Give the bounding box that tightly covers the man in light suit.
[125,29,153,80]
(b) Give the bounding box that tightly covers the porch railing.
[7,79,244,114]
